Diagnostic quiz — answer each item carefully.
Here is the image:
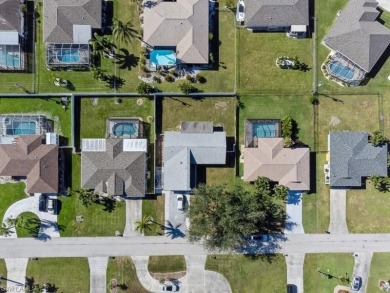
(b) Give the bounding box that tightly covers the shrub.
[186,74,194,82]
[140,57,146,65]
[281,116,293,139]
[179,81,197,94]
[170,70,178,77]
[195,74,206,84]
[308,95,318,105]
[153,76,161,83]
[165,75,175,82]
[136,81,153,94]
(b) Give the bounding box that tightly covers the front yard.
[26,258,89,292]
[205,255,286,293]
[142,194,165,236]
[0,259,6,291]
[148,256,186,273]
[0,183,27,226]
[366,253,390,292]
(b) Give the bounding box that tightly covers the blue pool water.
[113,123,137,136]
[58,49,80,63]
[150,50,176,66]
[253,122,277,138]
[6,122,36,135]
[328,61,354,80]
[0,52,20,67]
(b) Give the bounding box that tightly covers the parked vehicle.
[39,195,47,212]
[177,194,184,210]
[351,276,362,291]
[47,198,55,214]
[160,283,179,292]
[249,234,269,241]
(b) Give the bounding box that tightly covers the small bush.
[195,74,206,84]
[140,57,146,65]
[186,74,194,82]
[165,75,175,82]
[170,70,178,77]
[153,76,162,83]
[136,81,153,94]
[179,81,197,94]
[308,95,318,105]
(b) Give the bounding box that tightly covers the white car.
[160,283,179,292]
[177,194,184,210]
[47,198,55,214]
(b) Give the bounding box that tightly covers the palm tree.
[89,32,115,58]
[112,19,138,48]
[135,215,152,234]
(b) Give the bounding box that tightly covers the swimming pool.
[0,52,21,67]
[253,121,277,138]
[113,122,138,137]
[328,61,354,80]
[6,121,36,135]
[150,50,176,66]
[57,49,80,63]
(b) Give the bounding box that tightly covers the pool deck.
[244,119,281,147]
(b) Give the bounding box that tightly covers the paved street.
[2,234,390,258]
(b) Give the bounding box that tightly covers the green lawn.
[205,255,286,293]
[367,253,390,292]
[238,29,312,94]
[148,256,186,273]
[0,183,27,224]
[106,257,147,293]
[0,259,6,291]
[142,194,165,236]
[304,253,354,293]
[26,258,89,292]
[347,180,390,233]
[0,98,71,138]
[15,212,40,238]
[57,193,126,237]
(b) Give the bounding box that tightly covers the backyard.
[304,253,354,293]
[366,253,390,292]
[106,257,147,293]
[26,258,89,292]
[205,255,287,293]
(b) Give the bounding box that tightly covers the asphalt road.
[2,234,390,258]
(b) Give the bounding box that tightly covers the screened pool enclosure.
[46,43,90,68]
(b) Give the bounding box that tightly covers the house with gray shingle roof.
[0,0,25,70]
[81,138,147,197]
[244,0,309,38]
[322,0,390,85]
[328,131,388,188]
[43,0,102,68]
[163,122,226,191]
[143,0,209,64]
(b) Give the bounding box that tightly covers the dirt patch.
[150,271,186,281]
[137,98,144,105]
[215,101,227,110]
[330,116,341,126]
[334,285,351,293]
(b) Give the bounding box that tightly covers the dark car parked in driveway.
[352,276,362,291]
[39,195,47,212]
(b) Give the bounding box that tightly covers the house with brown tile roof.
[242,137,310,191]
[143,0,209,64]
[0,135,58,193]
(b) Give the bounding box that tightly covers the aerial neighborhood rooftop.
[0,0,389,292]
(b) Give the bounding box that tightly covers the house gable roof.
[0,135,58,193]
[143,0,209,64]
[0,0,21,33]
[245,0,309,28]
[81,139,147,197]
[43,0,102,44]
[243,137,310,191]
[323,0,390,72]
[329,131,388,187]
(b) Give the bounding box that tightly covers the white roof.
[46,133,58,145]
[82,139,106,152]
[73,25,91,43]
[0,31,19,45]
[291,25,307,32]
[123,139,148,152]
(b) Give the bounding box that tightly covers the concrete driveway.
[5,258,28,293]
[285,253,305,293]
[285,191,304,234]
[352,252,373,293]
[88,257,108,293]
[123,198,142,236]
[329,189,349,234]
[164,191,187,237]
[2,194,59,239]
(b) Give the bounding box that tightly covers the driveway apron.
[123,198,142,237]
[329,189,349,234]
[285,191,304,234]
[352,252,373,293]
[88,257,108,293]
[285,253,305,293]
[5,258,28,293]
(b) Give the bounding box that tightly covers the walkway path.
[1,195,59,239]
[285,192,304,234]
[5,258,28,293]
[285,253,305,293]
[329,189,349,234]
[123,198,142,237]
[352,252,373,293]
[88,257,108,293]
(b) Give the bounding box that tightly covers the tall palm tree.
[112,18,138,48]
[89,32,115,58]
[135,215,152,234]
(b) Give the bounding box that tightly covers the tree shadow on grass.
[112,48,139,71]
[105,75,125,89]
[99,197,116,213]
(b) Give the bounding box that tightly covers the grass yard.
[106,257,147,293]
[304,253,354,293]
[142,194,165,236]
[316,94,380,151]
[148,256,186,273]
[26,258,89,292]
[15,212,40,238]
[366,253,390,292]
[57,194,126,237]
[347,180,390,233]
[0,98,71,138]
[238,29,312,94]
[205,255,286,293]
[0,259,6,291]
[0,183,27,224]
